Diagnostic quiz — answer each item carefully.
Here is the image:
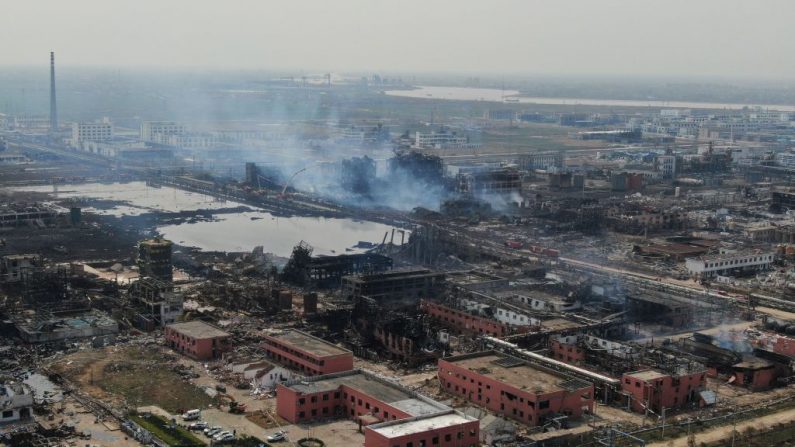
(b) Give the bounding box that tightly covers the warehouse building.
[276,369,478,447]
[165,320,231,360]
[263,330,353,376]
[438,351,594,427]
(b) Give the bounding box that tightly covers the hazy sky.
[2,0,794,79]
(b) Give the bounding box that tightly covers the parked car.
[216,433,236,443]
[181,409,201,421]
[188,421,208,431]
[204,427,222,437]
[214,431,233,441]
[267,431,286,442]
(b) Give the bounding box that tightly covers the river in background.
[385,86,795,112]
[7,181,408,257]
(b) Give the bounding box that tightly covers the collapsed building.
[342,268,446,307]
[310,253,393,288]
[456,165,522,197]
[0,254,42,284]
[0,204,62,228]
[137,238,173,282]
[127,277,183,329]
[12,308,118,344]
[0,382,33,424]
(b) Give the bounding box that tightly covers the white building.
[685,251,775,279]
[140,121,186,143]
[459,298,539,327]
[71,118,113,147]
[0,383,33,424]
[226,359,299,390]
[414,130,472,149]
[510,293,581,312]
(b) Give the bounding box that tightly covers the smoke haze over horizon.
[2,0,795,80]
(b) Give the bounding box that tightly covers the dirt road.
[647,406,795,447]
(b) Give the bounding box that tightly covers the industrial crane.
[279,167,308,198]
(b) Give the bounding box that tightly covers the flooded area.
[9,181,245,217]
[6,181,407,256]
[158,210,405,256]
[23,372,63,404]
[385,85,795,111]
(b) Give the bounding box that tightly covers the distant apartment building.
[685,251,775,279]
[519,152,563,171]
[414,130,473,149]
[262,330,354,376]
[438,351,594,427]
[140,121,186,143]
[71,118,113,147]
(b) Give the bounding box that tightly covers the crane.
[279,167,308,198]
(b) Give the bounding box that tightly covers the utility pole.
[731,417,737,447]
[49,52,58,134]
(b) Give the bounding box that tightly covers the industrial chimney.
[49,52,57,133]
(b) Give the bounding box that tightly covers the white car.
[216,433,236,443]
[204,427,222,437]
[267,431,286,442]
[182,409,201,421]
[213,431,232,441]
[188,421,208,431]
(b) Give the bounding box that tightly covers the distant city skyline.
[1,0,794,79]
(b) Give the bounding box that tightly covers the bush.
[131,414,205,447]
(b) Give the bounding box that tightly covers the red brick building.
[421,300,513,337]
[549,335,586,366]
[276,370,478,447]
[263,330,353,376]
[731,359,780,391]
[621,368,707,413]
[165,320,231,360]
[438,351,594,427]
[365,412,479,447]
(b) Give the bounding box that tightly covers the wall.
[421,300,511,337]
[549,339,585,365]
[621,371,706,413]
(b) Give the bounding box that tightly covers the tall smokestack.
[49,51,57,133]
